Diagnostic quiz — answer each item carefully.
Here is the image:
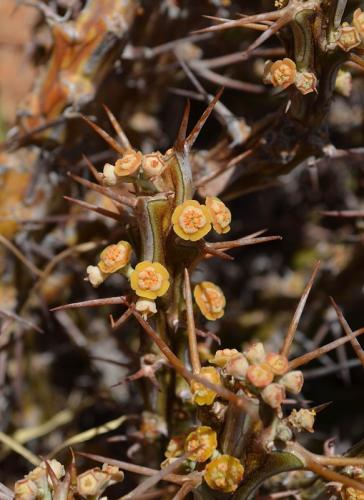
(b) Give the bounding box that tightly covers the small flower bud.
[288,408,315,433]
[225,354,249,379]
[280,370,304,394]
[245,342,266,364]
[204,455,244,493]
[135,299,157,319]
[353,8,364,39]
[102,163,117,186]
[86,265,105,287]
[210,348,239,367]
[194,282,226,321]
[276,423,293,442]
[261,383,286,409]
[185,426,217,462]
[295,71,317,95]
[246,363,273,388]
[265,352,289,375]
[270,58,297,89]
[336,24,361,52]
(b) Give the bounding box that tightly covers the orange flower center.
[211,200,231,228]
[273,64,293,85]
[201,288,224,313]
[179,206,207,234]
[138,267,163,291]
[101,245,127,267]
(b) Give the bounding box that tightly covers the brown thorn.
[288,327,364,370]
[208,235,282,251]
[330,297,364,366]
[67,172,136,208]
[50,296,128,312]
[111,306,134,331]
[102,104,131,150]
[280,261,321,357]
[184,269,201,373]
[185,88,224,150]
[174,99,191,152]
[132,309,257,417]
[63,196,121,222]
[81,114,125,155]
[82,154,103,184]
[193,9,284,34]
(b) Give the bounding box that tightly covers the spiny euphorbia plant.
[46,97,364,499]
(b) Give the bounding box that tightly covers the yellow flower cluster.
[172,197,231,241]
[263,58,317,95]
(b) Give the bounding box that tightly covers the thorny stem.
[184,269,201,373]
[132,310,257,417]
[288,442,364,492]
[288,327,364,369]
[280,261,320,357]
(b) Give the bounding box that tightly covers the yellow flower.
[185,426,217,463]
[341,486,364,500]
[204,455,244,493]
[209,348,240,367]
[98,241,132,274]
[270,58,297,89]
[205,197,231,234]
[114,150,142,177]
[191,367,221,406]
[194,281,226,321]
[142,152,166,177]
[172,200,212,241]
[130,261,170,299]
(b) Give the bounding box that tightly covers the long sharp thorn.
[289,327,364,370]
[68,172,136,208]
[102,104,131,150]
[82,154,102,184]
[64,196,121,222]
[280,261,321,357]
[81,114,126,155]
[174,100,191,152]
[193,10,284,34]
[50,297,128,312]
[185,87,224,151]
[330,297,364,366]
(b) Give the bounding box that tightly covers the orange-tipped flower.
[246,363,273,388]
[204,455,244,493]
[194,281,226,321]
[172,200,212,241]
[337,24,361,52]
[205,196,231,234]
[295,71,317,95]
[210,348,240,367]
[265,352,289,376]
[261,383,286,409]
[280,370,304,394]
[98,241,132,274]
[185,426,217,462]
[191,367,221,406]
[142,152,166,177]
[130,261,170,299]
[114,150,142,177]
[270,58,297,89]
